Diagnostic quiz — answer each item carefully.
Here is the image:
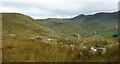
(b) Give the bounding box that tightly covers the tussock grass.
[2,37,120,62]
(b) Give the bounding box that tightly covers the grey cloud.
[0,1,118,19]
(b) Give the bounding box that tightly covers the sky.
[0,0,119,19]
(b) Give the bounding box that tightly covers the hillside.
[69,12,118,32]
[67,12,118,39]
[2,13,55,37]
[36,12,118,39]
[2,12,117,39]
[36,18,91,37]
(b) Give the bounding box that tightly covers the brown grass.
[2,36,120,62]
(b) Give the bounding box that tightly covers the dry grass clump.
[2,37,120,62]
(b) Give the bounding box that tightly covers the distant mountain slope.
[68,14,86,21]
[36,18,91,37]
[36,12,118,39]
[69,12,118,32]
[2,13,55,36]
[2,12,118,39]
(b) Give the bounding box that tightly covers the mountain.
[2,11,117,39]
[68,14,86,21]
[69,12,118,32]
[2,13,55,37]
[36,18,91,37]
[67,12,118,39]
[36,12,118,39]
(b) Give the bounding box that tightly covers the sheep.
[91,46,106,54]
[26,36,34,41]
[61,46,63,47]
[91,46,97,52]
[70,45,74,47]
[70,45,74,49]
[97,48,106,54]
[98,48,105,51]
[47,38,54,42]
[29,38,34,41]
[47,39,52,41]
[36,36,42,40]
[82,46,87,49]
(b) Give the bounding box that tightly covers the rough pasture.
[2,35,120,62]
[2,36,120,62]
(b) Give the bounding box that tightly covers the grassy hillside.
[36,12,118,39]
[2,13,55,37]
[36,18,91,37]
[70,12,118,32]
[67,12,118,39]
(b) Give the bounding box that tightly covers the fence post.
[42,36,44,42]
[94,31,98,47]
[57,36,59,43]
[51,37,52,42]
[78,35,79,46]
[101,32,104,41]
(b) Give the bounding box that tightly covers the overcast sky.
[0,0,119,19]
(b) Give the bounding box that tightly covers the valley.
[1,12,120,62]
